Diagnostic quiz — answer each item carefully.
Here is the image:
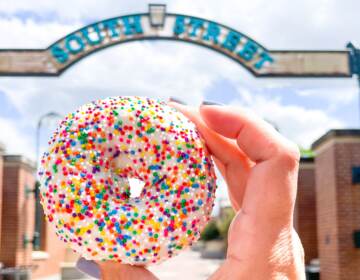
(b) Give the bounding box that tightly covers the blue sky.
[0,1,359,203]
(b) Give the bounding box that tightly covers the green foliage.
[299,147,314,158]
[216,207,235,240]
[200,219,220,241]
[200,207,236,242]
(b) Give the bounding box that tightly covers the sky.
[0,0,359,203]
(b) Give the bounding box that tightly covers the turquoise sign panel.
[49,14,273,74]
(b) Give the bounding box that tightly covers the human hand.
[77,99,305,280]
[169,100,305,280]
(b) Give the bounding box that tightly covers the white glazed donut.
[38,96,217,265]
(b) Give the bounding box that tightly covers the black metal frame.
[352,166,360,184]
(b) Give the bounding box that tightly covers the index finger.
[168,101,250,167]
[199,104,300,163]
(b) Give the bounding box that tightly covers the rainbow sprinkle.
[38,96,217,265]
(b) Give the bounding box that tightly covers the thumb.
[76,257,101,279]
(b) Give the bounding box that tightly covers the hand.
[77,101,305,280]
[169,101,305,280]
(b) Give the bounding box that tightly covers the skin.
[97,103,306,280]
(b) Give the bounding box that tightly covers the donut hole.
[128,177,145,198]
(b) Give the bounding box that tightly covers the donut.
[38,96,217,265]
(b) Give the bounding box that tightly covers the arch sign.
[0,4,359,77]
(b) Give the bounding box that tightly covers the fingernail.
[201,100,224,106]
[169,96,187,105]
[76,257,101,279]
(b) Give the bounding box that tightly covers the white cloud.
[0,17,79,48]
[231,95,344,147]
[0,40,221,119]
[0,117,34,160]
[296,84,357,111]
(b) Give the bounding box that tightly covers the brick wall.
[312,129,360,280]
[0,154,67,279]
[295,157,318,264]
[0,155,35,267]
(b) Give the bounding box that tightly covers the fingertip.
[199,104,234,137]
[167,100,184,111]
[167,100,189,115]
[168,101,201,126]
[201,100,224,106]
[200,104,294,162]
[168,96,187,105]
[200,104,267,138]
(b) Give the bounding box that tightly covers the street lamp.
[36,112,62,166]
[31,111,62,250]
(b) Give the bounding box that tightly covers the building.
[0,152,69,279]
[295,129,360,280]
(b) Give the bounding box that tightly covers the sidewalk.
[149,249,223,280]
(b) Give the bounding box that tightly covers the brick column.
[0,155,35,267]
[295,157,318,264]
[312,129,360,280]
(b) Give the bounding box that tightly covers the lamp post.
[36,112,62,166]
[31,111,62,250]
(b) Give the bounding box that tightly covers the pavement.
[149,249,223,280]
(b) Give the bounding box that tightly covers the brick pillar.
[312,129,360,280]
[0,155,35,267]
[295,157,318,264]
